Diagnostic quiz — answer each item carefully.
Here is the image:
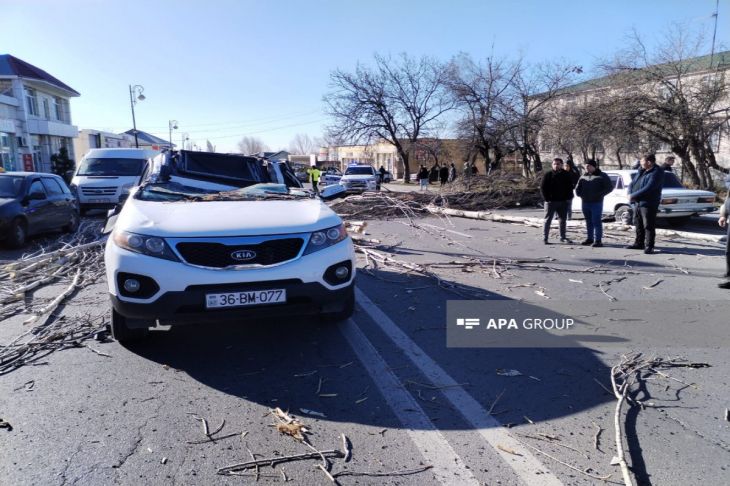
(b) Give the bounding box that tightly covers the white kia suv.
[339,164,380,193]
[104,151,355,341]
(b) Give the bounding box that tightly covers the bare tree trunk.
[400,151,411,183]
[615,148,623,169]
[679,151,700,188]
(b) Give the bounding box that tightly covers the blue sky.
[2,0,728,152]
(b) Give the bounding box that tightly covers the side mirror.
[102,211,119,235]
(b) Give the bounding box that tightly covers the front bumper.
[111,280,354,325]
[659,206,716,217]
[105,235,356,324]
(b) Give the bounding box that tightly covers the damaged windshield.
[138,182,311,202]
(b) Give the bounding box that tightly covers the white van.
[71,148,157,213]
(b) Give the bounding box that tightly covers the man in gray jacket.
[575,160,614,247]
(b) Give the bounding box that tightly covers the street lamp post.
[128,85,145,148]
[181,132,189,151]
[168,120,178,151]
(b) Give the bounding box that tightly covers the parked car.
[572,169,717,226]
[0,172,79,248]
[320,167,342,186]
[104,150,354,342]
[382,170,393,183]
[339,164,380,193]
[71,148,157,214]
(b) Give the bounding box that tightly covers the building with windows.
[73,129,134,159]
[0,54,79,172]
[537,50,730,175]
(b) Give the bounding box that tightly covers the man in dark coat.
[439,165,449,186]
[540,158,574,244]
[627,154,665,254]
[661,156,675,172]
[575,160,613,247]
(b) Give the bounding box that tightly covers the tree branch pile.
[0,222,109,375]
[330,173,542,219]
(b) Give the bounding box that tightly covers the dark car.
[0,172,80,248]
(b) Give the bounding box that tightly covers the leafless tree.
[600,27,730,188]
[448,53,519,173]
[237,136,269,155]
[324,53,454,182]
[288,133,319,155]
[502,61,583,175]
[206,140,216,153]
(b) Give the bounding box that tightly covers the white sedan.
[572,169,717,226]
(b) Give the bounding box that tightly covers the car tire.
[667,216,691,227]
[614,206,633,226]
[64,210,80,233]
[6,218,27,248]
[320,287,355,323]
[111,308,150,342]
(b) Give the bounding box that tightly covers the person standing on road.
[307,166,321,195]
[540,158,574,244]
[661,156,676,172]
[565,158,580,221]
[378,165,386,184]
[448,162,456,183]
[717,175,730,289]
[575,159,613,247]
[417,165,430,190]
[626,154,664,254]
[439,165,449,187]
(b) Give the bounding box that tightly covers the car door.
[24,179,53,235]
[42,177,74,230]
[602,174,625,214]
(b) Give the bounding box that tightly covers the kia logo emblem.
[231,249,257,261]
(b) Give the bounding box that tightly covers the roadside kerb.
[427,207,726,243]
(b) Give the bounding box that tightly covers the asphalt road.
[1,212,729,485]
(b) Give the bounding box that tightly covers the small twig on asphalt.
[514,437,612,481]
[592,422,603,452]
[488,389,506,415]
[217,450,345,475]
[332,465,433,478]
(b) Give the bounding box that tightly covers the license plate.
[205,289,286,308]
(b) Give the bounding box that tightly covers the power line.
[79,108,322,133]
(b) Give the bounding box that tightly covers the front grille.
[176,238,304,268]
[81,186,117,195]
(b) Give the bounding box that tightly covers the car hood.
[117,198,342,237]
[0,198,19,210]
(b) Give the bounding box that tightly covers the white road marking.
[340,318,480,485]
[354,287,564,486]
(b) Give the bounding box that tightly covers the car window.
[0,175,24,197]
[41,178,64,196]
[615,177,624,189]
[28,180,46,196]
[77,157,146,176]
[345,166,375,175]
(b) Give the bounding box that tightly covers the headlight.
[303,223,348,255]
[121,184,134,195]
[112,230,179,261]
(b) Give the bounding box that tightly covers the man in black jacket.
[541,158,574,244]
[627,154,664,254]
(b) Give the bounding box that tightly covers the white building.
[0,54,79,172]
[73,129,134,159]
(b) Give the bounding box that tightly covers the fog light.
[334,266,349,280]
[123,278,141,293]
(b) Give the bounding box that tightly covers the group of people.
[541,154,665,254]
[416,163,457,190]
